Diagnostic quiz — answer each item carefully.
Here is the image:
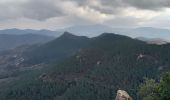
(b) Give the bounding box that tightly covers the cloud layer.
[0,0,170,29]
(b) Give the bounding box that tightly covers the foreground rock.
[115,90,132,100]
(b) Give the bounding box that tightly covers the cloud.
[21,0,65,20]
[0,0,170,29]
[68,0,170,14]
[0,0,65,20]
[123,0,170,10]
[142,9,170,28]
[0,0,115,21]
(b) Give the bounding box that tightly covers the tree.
[158,72,170,100]
[138,78,159,100]
[138,72,170,100]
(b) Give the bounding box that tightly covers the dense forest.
[0,32,170,100]
[138,72,170,100]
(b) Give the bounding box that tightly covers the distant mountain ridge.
[136,37,169,45]
[0,28,62,37]
[60,24,170,41]
[125,27,170,40]
[0,34,54,51]
[62,24,113,37]
[1,25,170,41]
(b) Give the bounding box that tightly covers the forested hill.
[23,32,90,64]
[47,33,170,99]
[0,32,170,100]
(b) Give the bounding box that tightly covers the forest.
[0,33,170,100]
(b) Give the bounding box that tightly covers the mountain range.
[0,28,61,37]
[1,25,170,42]
[0,32,169,100]
[136,37,169,45]
[0,34,55,51]
[62,24,170,42]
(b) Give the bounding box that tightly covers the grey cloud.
[66,0,124,14]
[123,0,170,10]
[21,0,65,20]
[0,0,65,21]
[1,0,170,21]
[68,0,170,13]
[104,0,170,10]
[0,0,170,30]
[105,16,145,27]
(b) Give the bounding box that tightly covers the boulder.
[115,90,132,100]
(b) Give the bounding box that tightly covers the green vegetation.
[23,32,89,64]
[0,33,170,100]
[138,72,170,100]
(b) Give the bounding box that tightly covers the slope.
[1,33,170,100]
[23,32,90,64]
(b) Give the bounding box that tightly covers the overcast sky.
[0,0,170,30]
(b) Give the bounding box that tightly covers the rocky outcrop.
[115,90,132,100]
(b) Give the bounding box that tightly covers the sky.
[0,0,170,30]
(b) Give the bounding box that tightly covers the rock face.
[115,90,132,100]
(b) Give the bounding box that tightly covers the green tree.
[158,72,170,100]
[139,72,170,100]
[138,78,158,100]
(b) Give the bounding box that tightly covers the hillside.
[23,32,90,64]
[0,33,170,100]
[47,33,170,99]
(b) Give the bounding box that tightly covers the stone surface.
[115,90,132,100]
